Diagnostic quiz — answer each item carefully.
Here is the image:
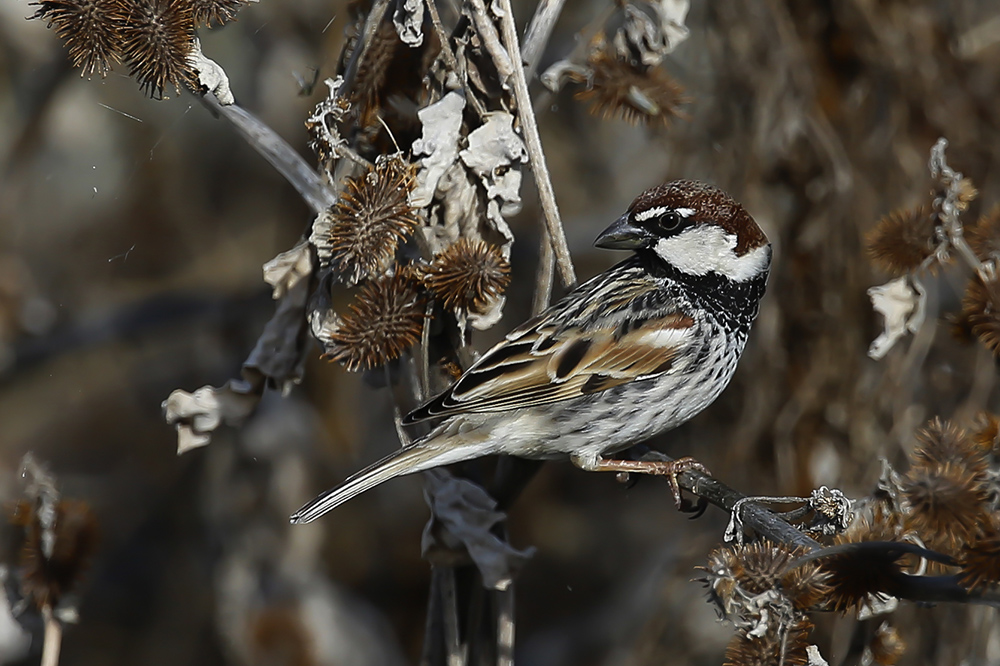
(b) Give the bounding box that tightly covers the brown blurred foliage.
[2,0,1000,664]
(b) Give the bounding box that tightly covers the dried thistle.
[350,20,399,128]
[910,418,987,477]
[960,276,1000,356]
[326,155,420,285]
[119,0,198,98]
[780,558,833,610]
[702,542,829,613]
[866,204,941,276]
[574,40,687,126]
[956,526,1000,592]
[424,240,511,313]
[31,0,124,78]
[869,623,906,666]
[190,0,247,26]
[324,271,425,371]
[971,412,1000,456]
[953,177,979,213]
[966,204,1000,261]
[723,617,813,666]
[819,521,903,612]
[901,462,990,552]
[10,499,99,610]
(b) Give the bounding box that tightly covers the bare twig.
[520,0,568,83]
[467,0,515,82]
[425,0,488,118]
[640,449,821,551]
[440,567,466,666]
[496,587,515,666]
[532,229,555,315]
[495,0,577,287]
[200,94,338,214]
[929,138,994,281]
[41,605,62,666]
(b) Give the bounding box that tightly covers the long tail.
[290,441,471,524]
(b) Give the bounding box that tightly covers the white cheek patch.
[654,226,770,282]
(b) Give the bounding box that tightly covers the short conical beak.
[594,214,653,250]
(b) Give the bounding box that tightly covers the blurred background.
[1,0,999,664]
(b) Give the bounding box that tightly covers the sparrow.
[291,180,771,524]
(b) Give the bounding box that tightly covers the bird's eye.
[656,212,682,232]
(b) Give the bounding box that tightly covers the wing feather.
[403,307,696,423]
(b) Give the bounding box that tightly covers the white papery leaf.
[411,93,466,208]
[393,0,424,46]
[263,240,312,300]
[867,277,926,360]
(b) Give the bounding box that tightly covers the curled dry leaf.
[459,112,527,214]
[263,240,312,300]
[421,469,535,591]
[615,0,690,67]
[187,37,234,104]
[410,92,466,208]
[305,77,351,167]
[393,0,424,47]
[164,279,310,453]
[867,277,926,360]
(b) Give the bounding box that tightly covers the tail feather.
[290,442,464,524]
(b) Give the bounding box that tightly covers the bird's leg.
[572,455,710,512]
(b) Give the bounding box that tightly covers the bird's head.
[595,180,771,283]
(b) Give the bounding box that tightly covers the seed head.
[966,204,1000,261]
[902,462,990,553]
[723,617,813,666]
[323,271,425,371]
[960,276,1000,357]
[574,39,688,126]
[190,0,248,26]
[119,0,198,98]
[956,526,1000,592]
[424,239,511,313]
[819,520,903,612]
[971,412,1000,456]
[910,417,987,477]
[10,499,99,610]
[326,155,420,285]
[869,623,906,665]
[31,0,125,78]
[866,204,941,276]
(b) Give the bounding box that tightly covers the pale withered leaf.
[421,469,535,591]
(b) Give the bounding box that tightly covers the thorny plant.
[5,454,98,666]
[695,142,1000,664]
[22,0,1000,664]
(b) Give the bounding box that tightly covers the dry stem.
[495,0,577,287]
